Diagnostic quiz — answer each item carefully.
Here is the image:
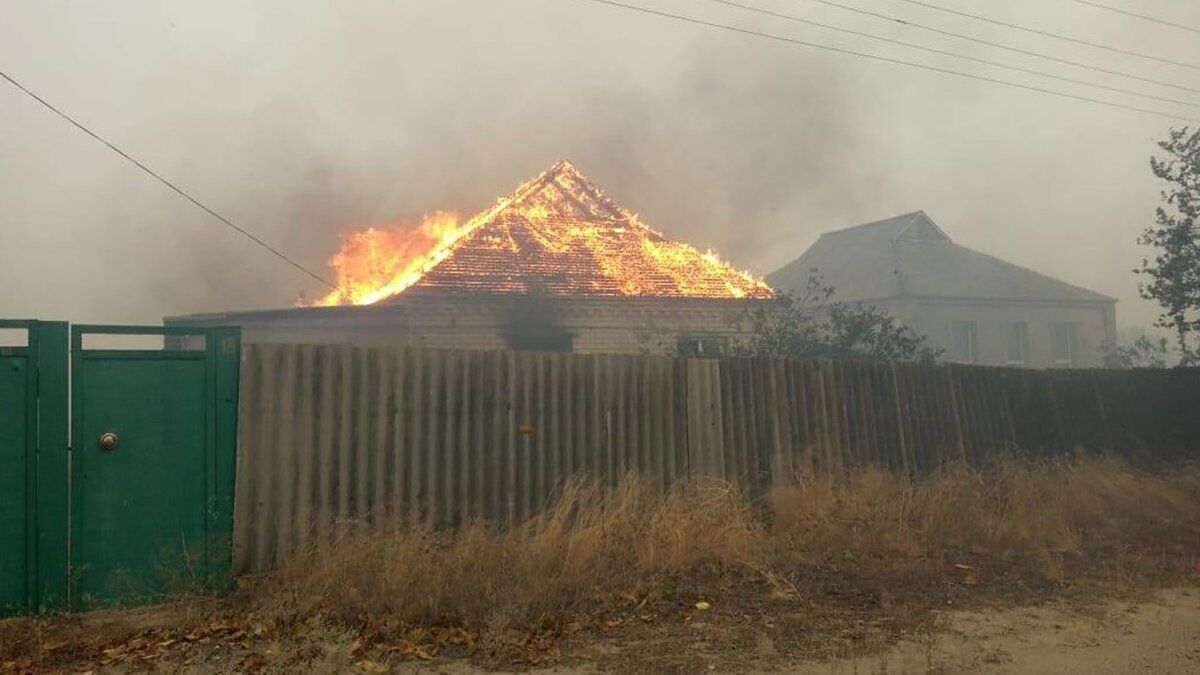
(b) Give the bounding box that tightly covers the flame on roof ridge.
[418,159,633,268]
[396,161,774,300]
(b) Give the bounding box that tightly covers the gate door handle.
[98,431,119,451]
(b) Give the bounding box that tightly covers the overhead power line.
[0,67,336,289]
[796,0,1200,95]
[892,0,1200,71]
[705,0,1200,110]
[1063,0,1200,36]
[573,0,1198,122]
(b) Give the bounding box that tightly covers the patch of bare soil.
[384,587,1200,673]
[791,587,1200,674]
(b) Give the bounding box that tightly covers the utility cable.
[704,0,1200,110]
[0,67,336,288]
[573,0,1199,122]
[795,0,1200,95]
[1062,0,1200,36]
[892,0,1200,71]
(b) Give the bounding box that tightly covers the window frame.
[676,334,729,358]
[1049,321,1077,367]
[949,320,980,364]
[1003,321,1030,366]
[504,327,574,353]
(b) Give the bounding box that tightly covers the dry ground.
[786,587,1200,674]
[3,457,1199,673]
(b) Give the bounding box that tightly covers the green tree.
[732,276,940,362]
[1109,334,1170,369]
[1138,127,1200,364]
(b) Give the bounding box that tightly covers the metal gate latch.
[98,432,119,451]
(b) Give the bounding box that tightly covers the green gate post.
[0,319,36,616]
[210,327,241,590]
[0,320,68,617]
[35,322,69,613]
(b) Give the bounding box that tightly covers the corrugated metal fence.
[234,345,1200,572]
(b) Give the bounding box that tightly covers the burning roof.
[316,160,774,306]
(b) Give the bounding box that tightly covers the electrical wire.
[1062,0,1200,36]
[892,0,1200,71]
[704,0,1200,109]
[794,0,1200,95]
[0,67,336,289]
[572,0,1199,122]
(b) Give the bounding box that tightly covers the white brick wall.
[181,294,759,356]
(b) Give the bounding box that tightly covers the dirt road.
[791,588,1200,674]
[387,589,1200,673]
[8,587,1199,673]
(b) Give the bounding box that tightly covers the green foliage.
[1109,334,1171,369]
[1138,127,1200,365]
[732,276,940,362]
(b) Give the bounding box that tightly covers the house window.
[1050,322,1077,367]
[505,327,574,353]
[1004,322,1030,365]
[950,320,979,364]
[677,335,728,358]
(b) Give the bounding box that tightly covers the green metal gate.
[70,326,240,610]
[0,320,68,617]
[0,322,238,616]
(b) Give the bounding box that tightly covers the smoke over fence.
[234,344,1200,572]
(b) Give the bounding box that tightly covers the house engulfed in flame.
[169,161,774,356]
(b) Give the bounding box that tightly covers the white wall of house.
[168,294,756,357]
[869,297,1117,368]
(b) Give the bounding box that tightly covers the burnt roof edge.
[164,292,771,325]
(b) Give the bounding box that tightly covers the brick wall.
[170,294,759,356]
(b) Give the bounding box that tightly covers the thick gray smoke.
[2,0,1197,328]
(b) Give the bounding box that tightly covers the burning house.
[169,161,774,355]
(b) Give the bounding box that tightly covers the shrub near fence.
[233,344,1200,573]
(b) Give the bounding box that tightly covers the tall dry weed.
[243,457,1200,653]
[253,477,764,633]
[769,457,1200,582]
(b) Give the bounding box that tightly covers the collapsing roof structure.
[368,160,774,302]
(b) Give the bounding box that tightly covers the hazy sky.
[2,0,1198,327]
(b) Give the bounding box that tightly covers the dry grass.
[256,479,762,633]
[238,457,1200,667]
[772,457,1200,584]
[4,456,1200,672]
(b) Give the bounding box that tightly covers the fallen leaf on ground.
[357,658,390,672]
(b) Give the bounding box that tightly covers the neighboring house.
[168,161,773,356]
[766,212,1117,368]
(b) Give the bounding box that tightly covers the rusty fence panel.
[234,345,1200,572]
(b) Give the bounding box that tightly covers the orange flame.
[312,161,773,305]
[313,211,469,306]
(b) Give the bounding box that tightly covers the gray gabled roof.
[766,211,1114,304]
